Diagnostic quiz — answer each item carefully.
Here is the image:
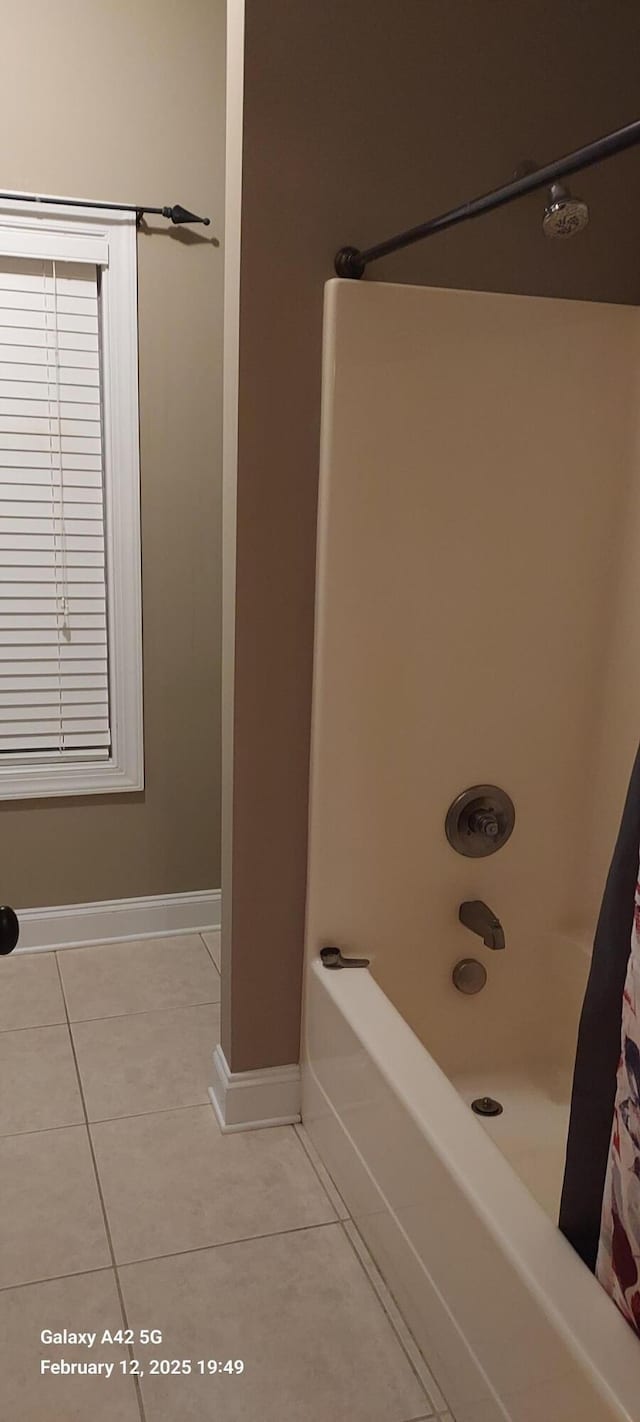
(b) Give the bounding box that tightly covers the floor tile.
[0,1269,141,1420]
[72,1004,219,1121]
[0,1125,110,1288]
[92,1107,335,1263]
[58,934,220,1021]
[0,1025,83,1136]
[0,951,65,1032]
[120,1225,430,1421]
[342,1219,448,1413]
[201,929,220,972]
[295,1122,351,1219]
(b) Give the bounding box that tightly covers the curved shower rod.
[334,117,640,279]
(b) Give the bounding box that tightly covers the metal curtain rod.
[0,191,210,227]
[335,117,640,278]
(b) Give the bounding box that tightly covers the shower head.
[542,182,589,238]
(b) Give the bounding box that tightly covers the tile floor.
[0,931,453,1422]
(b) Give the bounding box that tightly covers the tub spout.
[459,900,505,950]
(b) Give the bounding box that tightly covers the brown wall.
[227,0,640,1071]
[0,0,225,906]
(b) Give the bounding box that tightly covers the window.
[0,203,143,798]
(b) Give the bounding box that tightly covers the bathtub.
[302,955,640,1422]
[302,278,640,1420]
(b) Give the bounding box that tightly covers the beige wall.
[306,279,640,1076]
[227,0,640,1071]
[0,0,225,907]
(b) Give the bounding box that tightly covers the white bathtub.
[302,957,640,1422]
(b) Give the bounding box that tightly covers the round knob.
[452,958,487,994]
[0,906,19,955]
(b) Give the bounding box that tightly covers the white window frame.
[0,200,143,799]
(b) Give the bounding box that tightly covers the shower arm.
[334,116,640,278]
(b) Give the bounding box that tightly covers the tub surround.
[302,278,640,1419]
[306,279,640,1073]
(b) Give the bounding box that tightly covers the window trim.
[0,201,143,799]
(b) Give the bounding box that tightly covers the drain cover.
[471,1095,503,1117]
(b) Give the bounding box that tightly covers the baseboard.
[209,1044,301,1132]
[14,889,221,953]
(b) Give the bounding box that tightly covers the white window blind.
[0,255,110,760]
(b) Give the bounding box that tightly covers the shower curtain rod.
[0,191,210,227]
[334,117,640,278]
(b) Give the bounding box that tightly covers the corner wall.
[226,0,640,1071]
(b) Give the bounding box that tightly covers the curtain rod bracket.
[334,246,366,279]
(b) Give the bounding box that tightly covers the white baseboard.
[14,889,221,953]
[209,1044,301,1132]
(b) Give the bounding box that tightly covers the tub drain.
[471,1095,503,1117]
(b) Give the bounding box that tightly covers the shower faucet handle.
[445,785,515,858]
[468,809,500,840]
[320,945,370,970]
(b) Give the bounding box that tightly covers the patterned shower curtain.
[595,859,640,1332]
[560,745,640,1338]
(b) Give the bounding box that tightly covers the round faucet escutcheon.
[445,785,515,857]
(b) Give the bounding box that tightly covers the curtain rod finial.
[163,204,210,227]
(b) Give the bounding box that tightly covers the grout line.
[340,1217,449,1414]
[114,1218,344,1273]
[0,1114,86,1142]
[199,934,220,976]
[89,1100,215,1128]
[0,1263,119,1296]
[65,997,221,1026]
[292,1120,447,1412]
[48,931,212,957]
[12,933,218,962]
[0,1021,85,1139]
[53,954,147,1422]
[294,1122,351,1220]
[199,930,221,973]
[0,1017,67,1034]
[0,1221,344,1295]
[87,1096,213,1127]
[1,1099,214,1141]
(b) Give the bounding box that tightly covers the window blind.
[0,255,110,759]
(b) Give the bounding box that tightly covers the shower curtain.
[560,745,640,1336]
